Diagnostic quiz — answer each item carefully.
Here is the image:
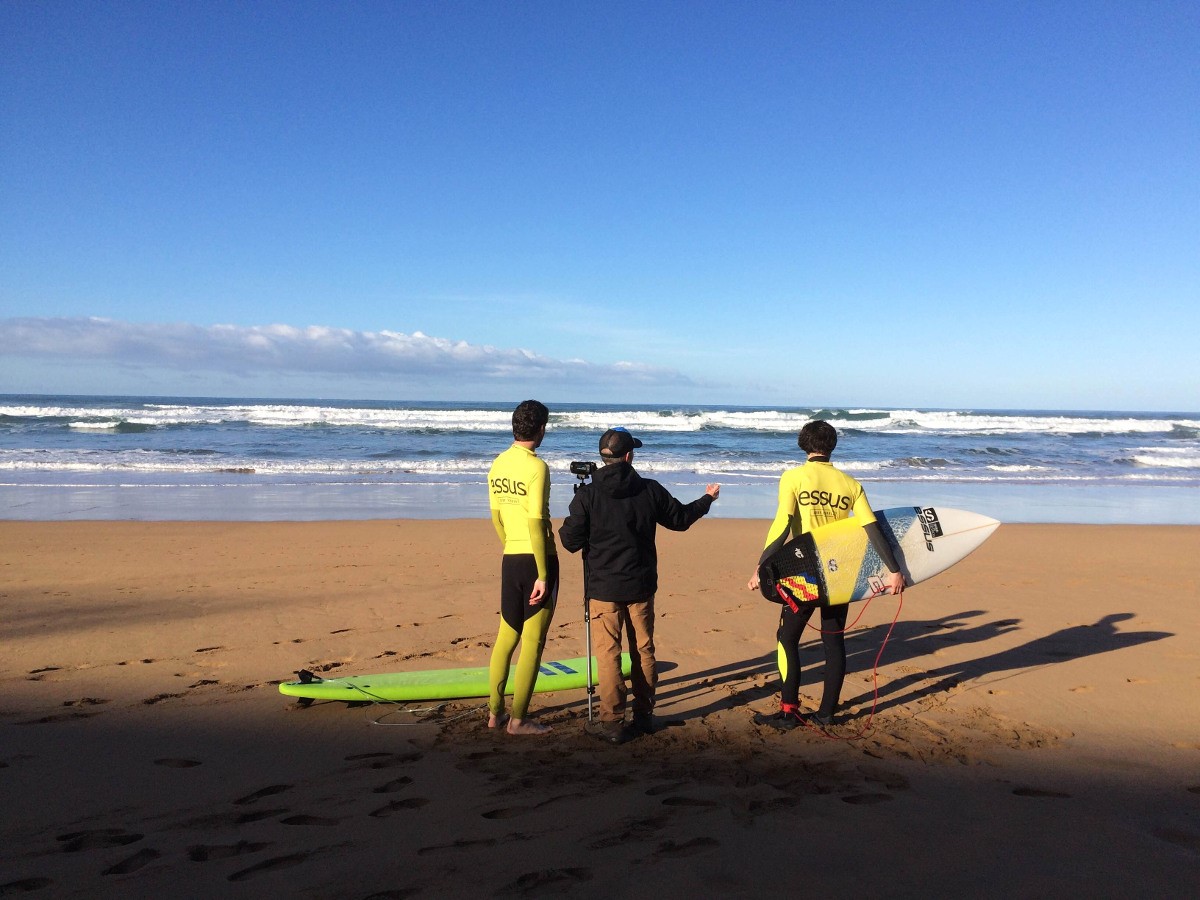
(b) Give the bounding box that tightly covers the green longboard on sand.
[279,654,632,703]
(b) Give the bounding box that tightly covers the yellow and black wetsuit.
[759,456,891,719]
[487,443,558,720]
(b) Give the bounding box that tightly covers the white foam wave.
[6,401,1196,436]
[1128,449,1200,469]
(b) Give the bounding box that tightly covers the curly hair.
[511,400,550,441]
[798,420,837,456]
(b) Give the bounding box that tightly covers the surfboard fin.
[296,669,323,684]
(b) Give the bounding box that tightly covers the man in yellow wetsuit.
[747,420,905,729]
[487,400,557,735]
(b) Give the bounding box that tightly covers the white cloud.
[0,317,694,388]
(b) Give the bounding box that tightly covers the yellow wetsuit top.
[763,458,876,549]
[488,443,556,578]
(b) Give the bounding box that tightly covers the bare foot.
[487,711,510,729]
[506,717,552,736]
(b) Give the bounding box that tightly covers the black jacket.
[558,461,714,603]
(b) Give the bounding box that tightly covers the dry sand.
[2,519,1199,898]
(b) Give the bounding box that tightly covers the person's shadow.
[841,612,1173,715]
[644,610,1027,724]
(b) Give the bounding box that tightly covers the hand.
[529,580,546,605]
[884,571,905,596]
[706,483,720,499]
[747,569,760,591]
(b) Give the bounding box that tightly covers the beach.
[3,519,1199,897]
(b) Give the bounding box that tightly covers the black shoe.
[810,711,835,728]
[752,710,803,732]
[630,713,655,735]
[586,720,625,744]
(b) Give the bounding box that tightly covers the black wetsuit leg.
[778,603,850,715]
[777,604,815,707]
[817,604,850,716]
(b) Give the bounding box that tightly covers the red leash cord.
[802,590,905,740]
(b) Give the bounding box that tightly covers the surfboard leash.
[369,702,484,727]
[801,591,905,741]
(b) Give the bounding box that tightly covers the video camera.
[570,460,597,493]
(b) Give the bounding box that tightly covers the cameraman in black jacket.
[559,427,719,743]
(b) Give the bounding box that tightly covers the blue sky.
[2,1,1197,411]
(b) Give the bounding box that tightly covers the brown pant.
[589,597,656,723]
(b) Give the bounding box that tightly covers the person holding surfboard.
[487,400,558,736]
[559,427,719,744]
[748,420,905,730]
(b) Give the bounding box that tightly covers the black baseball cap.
[599,426,643,458]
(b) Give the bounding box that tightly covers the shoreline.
[3,519,1199,895]
[3,479,1199,524]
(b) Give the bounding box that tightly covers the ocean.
[1,395,1197,525]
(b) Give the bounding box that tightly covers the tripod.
[570,461,598,722]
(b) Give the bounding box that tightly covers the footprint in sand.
[233,784,293,805]
[1013,787,1071,798]
[482,805,533,820]
[62,698,109,708]
[1069,685,1094,693]
[330,629,353,634]
[641,837,719,861]
[416,838,496,856]
[589,814,671,850]
[189,679,220,688]
[142,693,185,705]
[842,793,893,805]
[227,853,308,882]
[102,848,160,875]
[194,646,224,653]
[0,877,54,893]
[154,758,202,768]
[21,711,100,725]
[368,798,430,818]
[361,752,423,769]
[373,777,413,794]
[496,868,593,894]
[280,815,339,827]
[235,808,288,825]
[187,841,270,862]
[661,796,719,808]
[57,829,144,853]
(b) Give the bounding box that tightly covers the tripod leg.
[584,596,594,722]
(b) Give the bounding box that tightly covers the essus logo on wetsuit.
[490,477,528,497]
[796,490,852,511]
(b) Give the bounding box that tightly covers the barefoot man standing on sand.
[486,400,558,735]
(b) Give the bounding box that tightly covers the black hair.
[798,420,837,456]
[512,400,550,441]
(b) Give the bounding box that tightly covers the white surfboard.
[758,506,1000,607]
